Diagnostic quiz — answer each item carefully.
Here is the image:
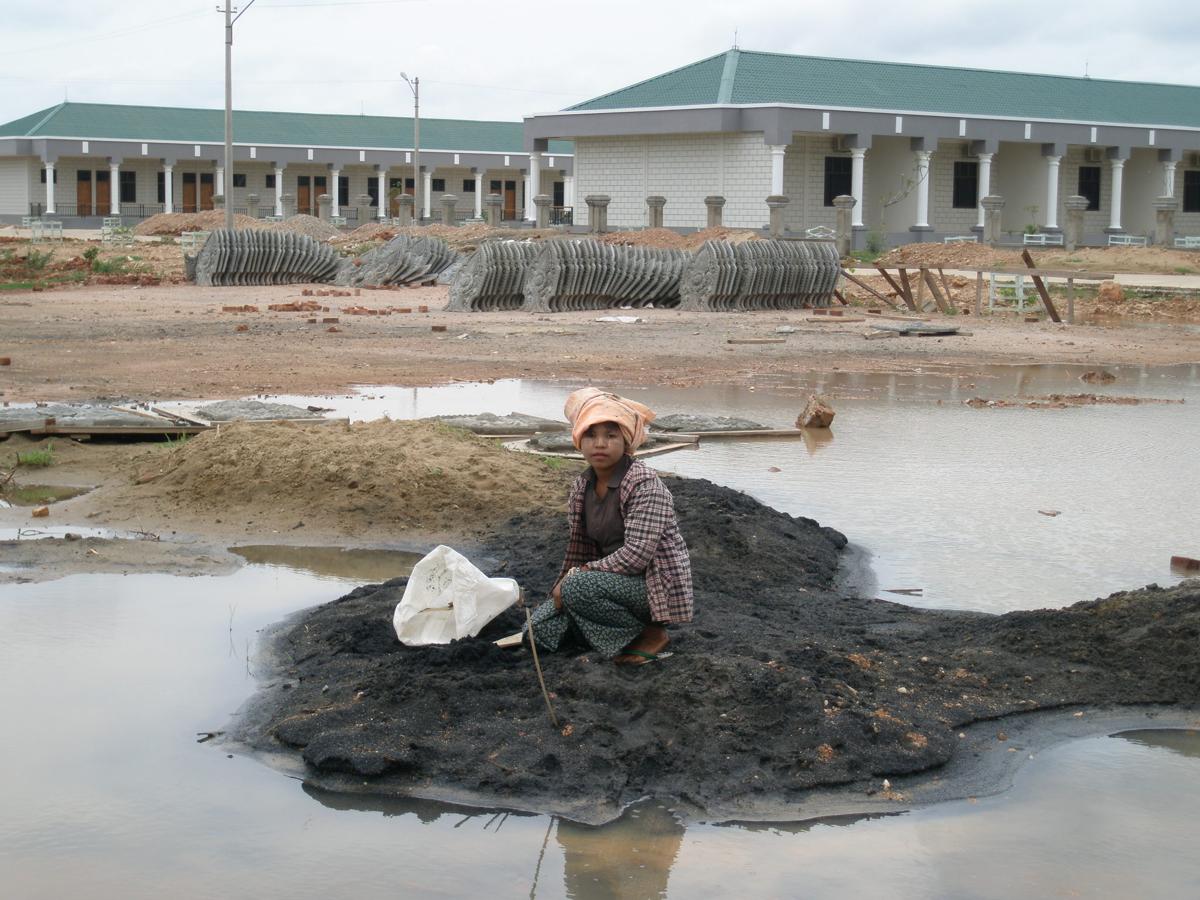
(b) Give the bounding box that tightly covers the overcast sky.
[3,0,1200,127]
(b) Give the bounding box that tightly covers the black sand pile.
[230,478,1200,823]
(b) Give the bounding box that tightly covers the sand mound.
[595,226,760,251]
[134,211,265,236]
[266,214,340,242]
[123,419,575,536]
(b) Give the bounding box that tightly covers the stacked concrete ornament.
[521,241,687,312]
[336,234,456,288]
[445,241,541,311]
[191,229,342,286]
[679,240,840,311]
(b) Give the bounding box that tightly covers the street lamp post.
[401,72,419,223]
[221,0,256,232]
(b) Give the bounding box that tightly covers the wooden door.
[297,176,311,216]
[76,170,92,217]
[503,180,517,220]
[95,171,111,215]
[182,173,197,214]
[200,173,214,211]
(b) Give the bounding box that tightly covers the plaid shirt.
[557,459,694,624]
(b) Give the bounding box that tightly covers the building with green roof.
[525,49,1200,244]
[0,102,573,224]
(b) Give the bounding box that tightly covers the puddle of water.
[230,544,422,582]
[0,483,90,508]
[258,363,1200,613]
[2,569,1199,897]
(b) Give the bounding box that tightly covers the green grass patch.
[15,442,54,467]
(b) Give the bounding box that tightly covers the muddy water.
[0,483,90,508]
[4,364,1200,896]
[229,545,422,582]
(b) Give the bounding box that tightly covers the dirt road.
[3,282,1199,404]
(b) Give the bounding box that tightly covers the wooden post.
[843,269,900,309]
[897,268,916,311]
[916,268,928,310]
[974,271,983,317]
[922,268,953,314]
[1020,249,1063,323]
[1067,277,1075,324]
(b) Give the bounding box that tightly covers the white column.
[214,165,225,206]
[976,153,993,228]
[1109,158,1125,231]
[914,150,932,228]
[522,172,531,220]
[163,164,174,214]
[422,170,432,219]
[274,165,284,216]
[1044,155,1062,230]
[377,168,388,220]
[527,152,542,220]
[109,162,120,215]
[768,144,787,195]
[330,168,340,216]
[564,174,575,210]
[1163,160,1178,198]
[44,162,56,214]
[849,147,866,227]
[473,171,483,218]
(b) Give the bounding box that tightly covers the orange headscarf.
[564,387,656,451]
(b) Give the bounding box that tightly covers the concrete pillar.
[533,193,551,229]
[1154,196,1178,246]
[317,193,332,221]
[1044,156,1062,231]
[976,153,993,229]
[473,170,484,219]
[422,169,433,221]
[768,144,787,196]
[646,195,666,229]
[766,194,789,238]
[44,161,56,214]
[1064,194,1089,251]
[440,194,458,226]
[281,193,296,218]
[1107,158,1126,233]
[849,148,866,228]
[356,194,373,227]
[485,192,502,227]
[1162,160,1178,199]
[981,194,1005,247]
[585,194,610,233]
[246,193,260,219]
[273,165,284,216]
[705,195,725,228]
[394,193,414,226]
[563,174,576,211]
[377,168,388,220]
[914,150,932,229]
[163,163,174,214]
[832,194,856,256]
[330,168,340,217]
[527,152,541,222]
[109,161,120,215]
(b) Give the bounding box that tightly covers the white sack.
[393,545,519,646]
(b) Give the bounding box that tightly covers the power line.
[8,8,210,57]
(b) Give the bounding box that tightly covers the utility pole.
[402,73,419,223]
[220,0,256,231]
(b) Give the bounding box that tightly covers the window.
[77,170,92,183]
[233,173,246,188]
[490,179,502,192]
[952,161,978,209]
[338,175,349,201]
[823,156,851,206]
[405,177,414,190]
[119,171,137,203]
[366,179,378,206]
[1185,171,1200,213]
[40,168,56,184]
[390,177,405,191]
[431,178,445,192]
[462,179,475,193]
[157,171,165,204]
[553,180,564,206]
[265,173,276,189]
[1078,166,1101,211]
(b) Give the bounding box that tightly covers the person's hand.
[551,579,563,611]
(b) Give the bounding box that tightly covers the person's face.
[580,421,625,469]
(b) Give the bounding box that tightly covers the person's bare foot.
[615,624,669,665]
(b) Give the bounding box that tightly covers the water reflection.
[230,544,422,582]
[1114,728,1200,760]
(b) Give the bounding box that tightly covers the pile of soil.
[230,476,1200,823]
[118,420,575,537]
[134,211,264,236]
[595,226,760,251]
[877,242,1200,277]
[265,214,340,242]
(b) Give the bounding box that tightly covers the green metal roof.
[569,49,1200,128]
[0,102,573,154]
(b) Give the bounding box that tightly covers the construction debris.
[798,395,836,429]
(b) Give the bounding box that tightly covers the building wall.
[992,142,1044,235]
[1179,161,1200,236]
[930,141,979,235]
[573,132,772,229]
[0,157,34,215]
[1059,146,1113,236]
[861,136,920,238]
[1122,148,1163,236]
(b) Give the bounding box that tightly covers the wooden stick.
[842,269,899,309]
[937,267,954,299]
[1067,277,1075,325]
[915,269,928,310]
[974,271,983,318]
[1020,249,1063,323]
[524,605,559,728]
[871,266,910,310]
[833,289,849,306]
[922,268,953,314]
[896,268,917,311]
